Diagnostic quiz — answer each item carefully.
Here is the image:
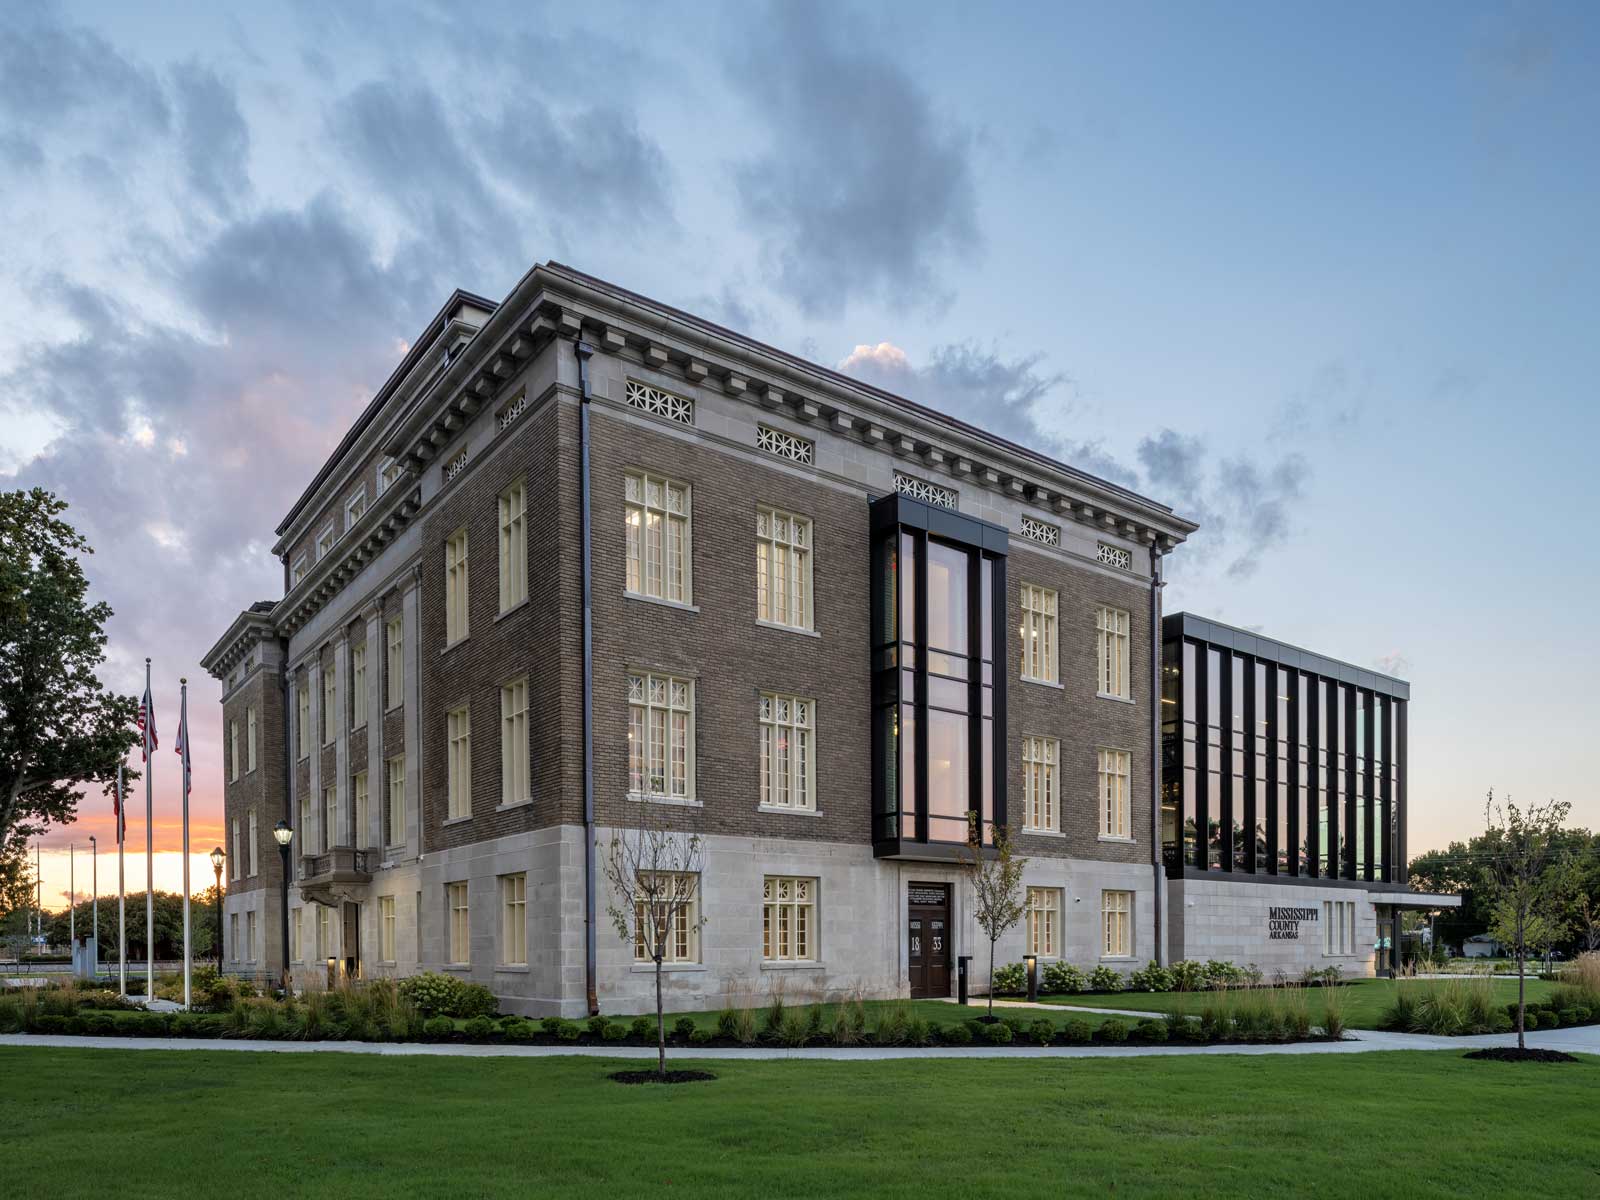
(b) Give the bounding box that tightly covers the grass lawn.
[2,1045,1595,1198]
[1039,976,1561,1030]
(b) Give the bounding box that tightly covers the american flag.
[113,776,124,843]
[174,690,191,795]
[138,679,158,760]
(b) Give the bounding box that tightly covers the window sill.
[441,636,470,655]
[443,815,472,826]
[1097,834,1136,844]
[757,804,823,818]
[630,963,706,974]
[385,702,403,715]
[1096,692,1135,705]
[378,959,396,967]
[495,964,530,974]
[1024,827,1065,838]
[496,798,532,813]
[495,598,531,624]
[442,963,471,972]
[351,722,366,734]
[624,591,699,614]
[760,961,825,971]
[1100,955,1136,962]
[755,619,820,639]
[1021,676,1063,690]
[628,792,703,808]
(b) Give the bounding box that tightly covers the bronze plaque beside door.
[908,882,951,999]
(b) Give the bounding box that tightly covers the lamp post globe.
[273,822,293,995]
[210,847,225,968]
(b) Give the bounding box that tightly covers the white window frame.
[762,876,817,963]
[632,871,701,964]
[229,913,239,962]
[1098,748,1132,839]
[352,770,369,850]
[246,706,257,773]
[628,673,695,801]
[385,616,403,710]
[322,785,336,854]
[246,910,257,962]
[759,693,815,812]
[291,556,308,587]
[500,678,528,808]
[500,873,527,966]
[1097,605,1131,700]
[1022,736,1058,832]
[322,666,336,745]
[1102,889,1133,958]
[377,457,400,496]
[624,471,692,605]
[498,481,527,614]
[756,506,813,631]
[317,904,332,961]
[1323,900,1357,956]
[378,896,396,963]
[315,524,335,560]
[229,720,240,782]
[230,819,240,880]
[344,487,367,531]
[385,754,406,848]
[446,706,471,820]
[1020,584,1058,684]
[444,529,470,645]
[248,809,258,876]
[1027,886,1062,958]
[447,882,470,965]
[290,907,302,963]
[296,683,310,760]
[351,643,367,730]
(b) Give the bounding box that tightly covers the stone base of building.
[1165,876,1380,978]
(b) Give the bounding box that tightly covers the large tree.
[0,489,138,851]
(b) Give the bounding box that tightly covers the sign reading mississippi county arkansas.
[1267,906,1319,940]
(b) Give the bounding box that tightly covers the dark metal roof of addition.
[1164,611,1410,700]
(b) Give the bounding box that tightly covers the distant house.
[1462,934,1503,958]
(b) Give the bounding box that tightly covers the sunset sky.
[5,2,1597,911]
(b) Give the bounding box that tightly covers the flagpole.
[144,657,154,1003]
[180,677,192,1011]
[118,762,126,998]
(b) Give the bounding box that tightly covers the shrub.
[832,995,867,1047]
[399,972,463,1018]
[229,997,291,1040]
[940,1021,973,1046]
[556,1020,581,1042]
[65,1015,88,1036]
[1203,960,1244,987]
[1126,964,1175,993]
[504,1020,536,1041]
[672,1016,696,1041]
[1169,960,1205,991]
[715,1009,740,1039]
[1058,1018,1093,1045]
[1572,1005,1593,1024]
[1096,1019,1129,1044]
[84,1011,116,1036]
[541,1015,568,1036]
[602,1022,627,1042]
[587,1015,610,1037]
[732,1006,759,1044]
[872,1004,912,1047]
[75,989,136,1011]
[1524,1010,1545,1031]
[991,962,1026,995]
[1026,1018,1055,1046]
[452,983,498,1020]
[422,1015,455,1039]
[689,1027,712,1045]
[1132,1019,1169,1043]
[463,1015,498,1039]
[978,1020,1013,1045]
[776,1007,812,1048]
[1321,987,1348,1039]
[1162,1010,1192,1042]
[762,989,787,1034]
[631,1015,655,1040]
[1001,1015,1029,1038]
[1087,966,1123,993]
[1040,962,1086,994]
[36,1014,70,1035]
[905,1016,933,1048]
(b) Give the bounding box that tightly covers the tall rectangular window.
[351,643,367,729]
[386,616,403,709]
[1098,748,1132,838]
[317,905,332,960]
[1323,900,1356,955]
[447,707,472,819]
[1102,890,1133,957]
[352,771,369,850]
[245,911,257,962]
[444,530,470,644]
[316,525,334,559]
[624,471,691,603]
[762,876,816,962]
[290,907,302,962]
[1022,737,1058,832]
[345,488,366,529]
[1027,887,1061,957]
[1020,584,1057,683]
[447,882,470,964]
[230,819,240,880]
[229,913,239,961]
[759,693,814,810]
[378,896,396,962]
[246,706,257,772]
[756,507,812,630]
[322,667,336,744]
[628,673,694,799]
[229,720,240,782]
[248,809,258,876]
[500,679,528,807]
[299,793,310,861]
[499,482,527,613]
[385,755,406,847]
[500,873,527,966]
[322,785,336,853]
[296,684,310,759]
[632,872,700,963]
[1097,606,1131,699]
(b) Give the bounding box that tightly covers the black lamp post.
[273,820,293,994]
[209,846,225,968]
[1024,953,1039,1003]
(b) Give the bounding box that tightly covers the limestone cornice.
[272,481,422,638]
[200,608,277,681]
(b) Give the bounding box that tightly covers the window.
[447,707,472,819]
[1323,900,1356,955]
[290,907,302,962]
[444,530,469,644]
[1098,748,1132,838]
[632,871,700,963]
[499,482,527,613]
[1027,887,1061,957]
[322,667,336,744]
[229,913,239,961]
[628,673,694,800]
[351,644,367,729]
[248,809,258,876]
[762,876,816,962]
[322,786,336,853]
[229,720,240,782]
[1097,606,1131,699]
[317,904,332,960]
[345,488,367,530]
[756,507,812,630]
[500,873,527,966]
[386,616,403,709]
[501,678,528,807]
[759,694,814,811]
[1102,890,1133,958]
[245,911,257,962]
[246,706,257,772]
[894,472,957,509]
[1022,737,1058,832]
[296,683,310,759]
[1020,584,1058,683]
[230,819,240,880]
[447,882,470,964]
[378,896,396,962]
[625,378,693,424]
[377,457,401,496]
[1019,516,1060,547]
[291,556,308,587]
[1097,542,1133,571]
[624,472,691,604]
[315,525,334,559]
[386,755,406,847]
[299,793,310,862]
[353,771,369,850]
[757,424,814,465]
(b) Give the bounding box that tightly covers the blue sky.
[3,1,1595,903]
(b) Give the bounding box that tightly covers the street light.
[273,821,293,995]
[88,836,97,978]
[209,846,226,969]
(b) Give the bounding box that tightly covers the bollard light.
[1024,953,1039,1003]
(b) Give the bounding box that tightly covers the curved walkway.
[3,1024,1596,1061]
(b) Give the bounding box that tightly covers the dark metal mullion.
[1193,643,1209,871]
[1363,690,1377,883]
[1219,651,1233,872]
[964,543,981,841]
[1242,654,1257,874]
[1396,701,1408,884]
[1342,684,1357,881]
[1265,663,1279,875]
[1379,694,1393,884]
[914,529,929,846]
[991,553,1008,834]
[1304,676,1319,879]
[1285,668,1299,878]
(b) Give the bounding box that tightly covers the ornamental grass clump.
[1320,982,1349,1038]
[831,993,867,1046]
[775,1006,812,1048]
[872,1003,912,1047]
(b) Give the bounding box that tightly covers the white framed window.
[315,524,335,559]
[632,871,701,963]
[1102,890,1133,958]
[345,488,367,530]
[624,471,691,604]
[762,876,816,962]
[322,785,336,854]
[246,706,257,773]
[1097,606,1131,699]
[322,666,336,745]
[498,481,527,613]
[298,793,311,861]
[385,754,406,847]
[230,819,240,880]
[229,913,239,961]
[246,910,257,962]
[625,378,694,424]
[1027,887,1061,957]
[1098,748,1132,838]
[378,896,396,962]
[290,907,302,962]
[351,643,367,729]
[296,683,310,759]
[447,706,472,820]
[756,506,812,630]
[500,873,527,966]
[628,673,694,800]
[444,529,470,644]
[447,882,470,965]
[352,771,369,850]
[317,904,332,961]
[1020,584,1058,683]
[291,556,308,587]
[1323,900,1357,956]
[759,693,814,811]
[385,616,403,709]
[500,678,528,807]
[248,809,258,876]
[1022,736,1058,832]
[229,720,240,782]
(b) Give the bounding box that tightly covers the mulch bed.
[1463,1048,1580,1064]
[608,1069,718,1085]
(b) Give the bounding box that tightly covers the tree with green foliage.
[0,489,139,859]
[958,813,1028,1019]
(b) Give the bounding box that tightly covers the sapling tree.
[601,795,706,1079]
[1480,791,1571,1050]
[957,812,1027,1020]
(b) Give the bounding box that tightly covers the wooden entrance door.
[908,883,951,999]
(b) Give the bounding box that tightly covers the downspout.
[279,636,294,988]
[574,337,599,1016]
[1149,545,1167,966]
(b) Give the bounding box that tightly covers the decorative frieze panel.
[1020,516,1060,547]
[1096,542,1133,571]
[497,392,527,432]
[757,424,814,465]
[442,449,468,483]
[894,472,957,510]
[625,378,693,425]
